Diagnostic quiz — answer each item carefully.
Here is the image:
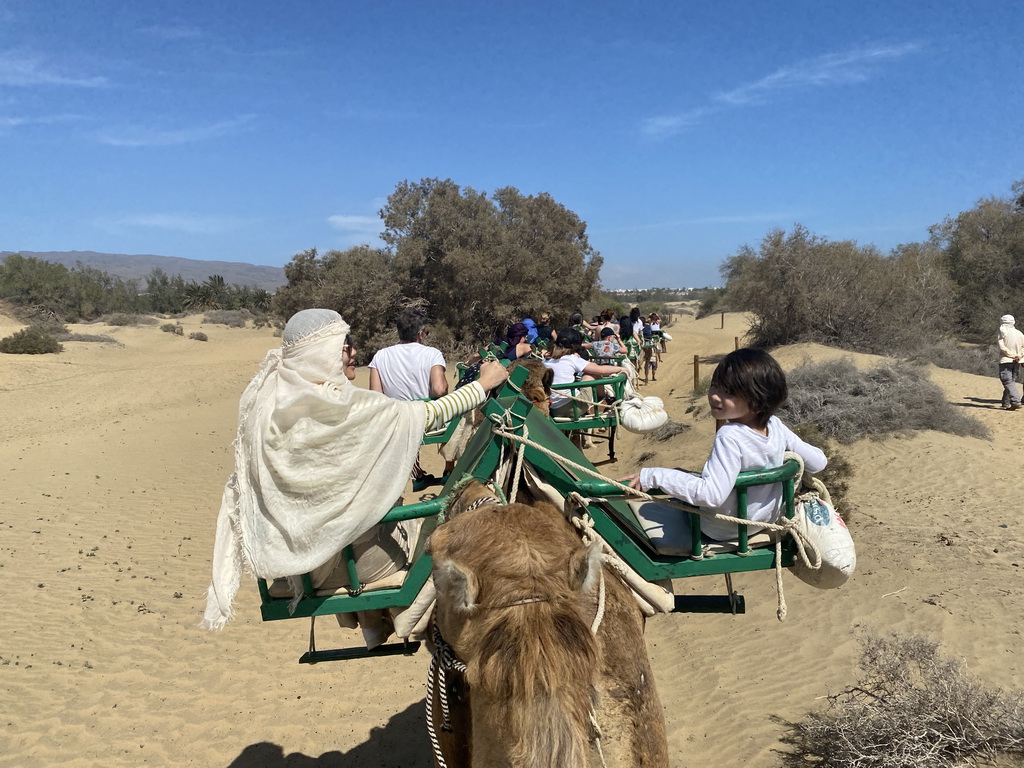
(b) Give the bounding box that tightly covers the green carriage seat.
[549,372,627,461]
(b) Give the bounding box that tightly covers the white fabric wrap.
[790,478,856,589]
[620,395,668,433]
[202,316,426,629]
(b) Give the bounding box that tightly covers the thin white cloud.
[0,50,108,87]
[641,107,715,137]
[327,213,384,248]
[0,113,83,128]
[327,214,380,232]
[96,114,256,147]
[97,213,248,235]
[643,42,922,138]
[717,43,922,106]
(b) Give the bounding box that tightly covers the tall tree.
[379,178,602,341]
[723,225,954,353]
[929,181,1024,340]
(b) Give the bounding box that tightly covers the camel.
[425,480,669,768]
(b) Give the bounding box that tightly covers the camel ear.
[568,541,603,595]
[433,558,479,613]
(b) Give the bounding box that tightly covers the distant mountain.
[0,250,287,292]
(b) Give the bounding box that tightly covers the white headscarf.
[202,309,426,629]
[1001,314,1015,326]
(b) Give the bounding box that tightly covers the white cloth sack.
[202,312,426,629]
[790,488,856,589]
[620,395,668,433]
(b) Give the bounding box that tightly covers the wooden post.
[693,354,700,393]
[734,336,739,350]
[720,311,724,329]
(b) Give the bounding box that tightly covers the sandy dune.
[1,309,1021,767]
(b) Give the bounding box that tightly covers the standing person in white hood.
[998,314,1024,410]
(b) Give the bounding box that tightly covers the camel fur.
[508,359,553,417]
[427,480,668,768]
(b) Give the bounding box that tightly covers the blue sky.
[1,1,1021,289]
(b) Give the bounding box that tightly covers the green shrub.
[782,357,990,443]
[202,309,251,327]
[161,323,184,336]
[0,326,63,354]
[30,317,68,336]
[784,632,1024,768]
[189,331,208,342]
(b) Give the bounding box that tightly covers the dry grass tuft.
[782,633,1024,768]
[645,420,688,442]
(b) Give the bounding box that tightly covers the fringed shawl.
[202,316,426,629]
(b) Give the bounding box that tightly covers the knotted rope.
[426,623,468,768]
[488,419,823,621]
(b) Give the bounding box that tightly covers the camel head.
[508,358,553,417]
[428,480,604,766]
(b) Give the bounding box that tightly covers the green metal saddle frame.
[256,365,801,661]
[549,372,628,462]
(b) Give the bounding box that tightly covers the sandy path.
[1,309,1020,767]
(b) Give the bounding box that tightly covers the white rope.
[426,622,468,768]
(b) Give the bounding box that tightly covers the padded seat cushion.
[628,499,773,557]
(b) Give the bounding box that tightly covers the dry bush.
[29,317,68,336]
[645,420,688,442]
[0,326,63,354]
[161,323,184,336]
[782,357,990,444]
[189,331,208,342]
[789,423,855,516]
[103,313,157,326]
[724,227,955,355]
[906,341,996,378]
[58,333,118,344]
[783,633,1024,768]
[202,309,252,327]
[252,314,277,329]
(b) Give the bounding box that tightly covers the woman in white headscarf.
[202,308,508,631]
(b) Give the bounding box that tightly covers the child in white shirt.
[620,348,827,540]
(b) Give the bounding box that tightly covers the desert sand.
[1,309,1022,767]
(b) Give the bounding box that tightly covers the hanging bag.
[789,474,856,589]
[619,395,668,433]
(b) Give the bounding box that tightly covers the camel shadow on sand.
[225,701,433,768]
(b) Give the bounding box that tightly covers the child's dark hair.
[550,327,583,358]
[710,348,788,429]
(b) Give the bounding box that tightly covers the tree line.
[708,179,1024,352]
[6,174,1019,361]
[0,255,272,321]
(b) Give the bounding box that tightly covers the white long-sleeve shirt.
[998,323,1024,363]
[638,416,827,541]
